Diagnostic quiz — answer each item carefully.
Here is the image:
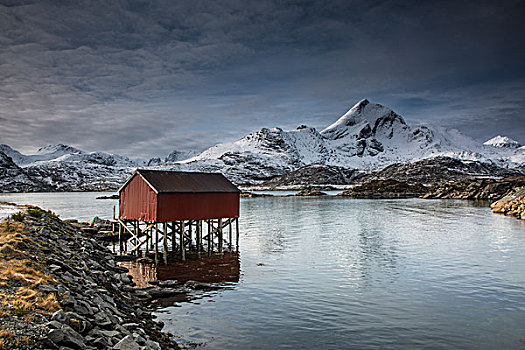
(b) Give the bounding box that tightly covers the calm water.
[1,193,525,349]
[0,192,118,221]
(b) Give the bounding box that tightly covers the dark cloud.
[0,0,524,158]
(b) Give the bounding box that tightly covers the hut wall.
[157,192,240,222]
[119,175,158,222]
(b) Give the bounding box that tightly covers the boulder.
[113,335,140,350]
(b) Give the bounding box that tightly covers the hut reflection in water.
[121,252,240,289]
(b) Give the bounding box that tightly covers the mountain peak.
[321,99,405,141]
[354,98,370,109]
[36,144,83,155]
[483,135,520,148]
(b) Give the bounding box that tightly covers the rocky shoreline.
[337,179,426,198]
[0,203,179,349]
[285,175,525,204]
[490,187,525,220]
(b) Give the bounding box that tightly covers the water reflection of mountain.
[121,253,240,289]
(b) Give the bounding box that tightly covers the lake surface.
[1,193,525,349]
[0,192,118,221]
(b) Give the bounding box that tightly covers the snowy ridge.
[0,143,136,167]
[484,135,521,148]
[169,99,524,183]
[1,99,524,190]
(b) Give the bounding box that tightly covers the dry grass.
[0,329,30,349]
[0,216,60,319]
[0,259,52,287]
[0,330,15,339]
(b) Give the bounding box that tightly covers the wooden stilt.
[180,221,186,261]
[196,220,201,257]
[163,222,168,264]
[218,218,223,253]
[134,220,139,256]
[188,221,193,251]
[228,220,232,251]
[207,220,212,256]
[145,224,150,256]
[171,222,177,257]
[117,216,240,259]
[154,224,159,265]
[199,221,203,253]
[118,222,123,254]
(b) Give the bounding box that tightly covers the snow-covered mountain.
[0,143,136,167]
[0,144,137,191]
[0,144,28,165]
[146,149,198,166]
[0,151,52,192]
[483,135,521,148]
[1,99,524,191]
[172,99,524,183]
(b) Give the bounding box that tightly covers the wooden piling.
[207,220,212,257]
[218,218,223,253]
[180,221,186,261]
[116,217,239,259]
[188,221,193,251]
[228,220,232,251]
[133,220,139,256]
[163,222,168,264]
[171,222,176,257]
[154,224,159,265]
[145,225,149,256]
[196,220,201,257]
[118,222,123,254]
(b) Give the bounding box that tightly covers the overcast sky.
[1,0,524,159]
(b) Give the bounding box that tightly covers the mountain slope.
[171,100,524,184]
[0,144,137,192]
[484,135,521,148]
[1,99,524,190]
[0,151,52,192]
[177,126,331,184]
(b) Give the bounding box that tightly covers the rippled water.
[157,197,525,349]
[1,193,525,349]
[0,192,117,221]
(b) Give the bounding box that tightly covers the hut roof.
[119,169,240,194]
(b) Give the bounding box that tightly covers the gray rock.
[115,324,131,336]
[144,340,162,350]
[93,311,113,328]
[184,280,210,290]
[46,320,63,329]
[113,272,128,284]
[64,312,84,323]
[147,287,184,298]
[49,264,63,273]
[73,303,90,316]
[62,295,78,308]
[92,337,110,349]
[133,290,152,300]
[121,323,139,329]
[158,279,179,288]
[120,285,135,293]
[100,330,120,338]
[132,333,146,345]
[38,284,59,293]
[112,335,140,350]
[47,325,85,349]
[52,310,67,322]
